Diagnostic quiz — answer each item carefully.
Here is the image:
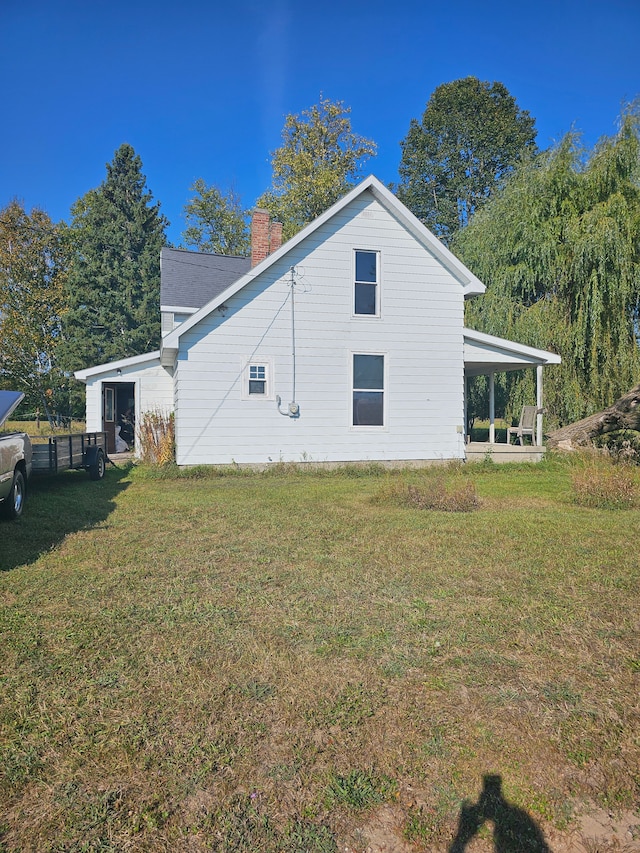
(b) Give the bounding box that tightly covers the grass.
[1,456,639,851]
[2,419,87,438]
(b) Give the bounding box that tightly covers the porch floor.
[465,442,547,463]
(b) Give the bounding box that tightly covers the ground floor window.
[353,353,384,426]
[249,364,267,395]
[242,360,272,399]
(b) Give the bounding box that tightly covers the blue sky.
[1,0,638,245]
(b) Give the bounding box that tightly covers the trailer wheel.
[1,469,26,519]
[89,449,106,480]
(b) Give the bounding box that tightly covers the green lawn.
[1,459,638,851]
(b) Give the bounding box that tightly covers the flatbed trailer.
[31,432,108,481]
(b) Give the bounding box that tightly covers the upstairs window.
[353,354,384,426]
[354,250,379,316]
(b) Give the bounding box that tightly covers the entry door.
[103,384,117,453]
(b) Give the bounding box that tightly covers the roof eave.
[74,350,161,383]
[463,328,562,365]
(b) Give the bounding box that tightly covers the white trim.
[240,357,274,401]
[464,328,561,365]
[350,350,387,430]
[352,248,381,318]
[74,351,161,383]
[160,305,198,315]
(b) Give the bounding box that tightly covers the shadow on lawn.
[0,463,131,572]
[449,775,550,853]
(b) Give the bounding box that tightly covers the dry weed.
[137,409,175,464]
[375,475,479,512]
[571,454,640,509]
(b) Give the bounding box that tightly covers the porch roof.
[463,328,561,376]
[74,351,161,383]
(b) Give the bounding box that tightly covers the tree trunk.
[547,384,640,449]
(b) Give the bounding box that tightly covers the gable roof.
[160,247,250,312]
[161,175,486,366]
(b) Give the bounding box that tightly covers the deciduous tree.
[398,77,537,243]
[257,96,377,239]
[0,201,69,421]
[182,180,249,255]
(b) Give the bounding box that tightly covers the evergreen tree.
[257,96,377,239]
[61,144,168,375]
[181,180,250,255]
[398,77,537,243]
[455,108,640,427]
[0,201,69,421]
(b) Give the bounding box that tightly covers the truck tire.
[89,448,106,481]
[1,469,26,519]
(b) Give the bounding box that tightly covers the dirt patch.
[345,805,640,852]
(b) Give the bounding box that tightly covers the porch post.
[536,365,543,446]
[489,371,495,444]
[464,373,468,443]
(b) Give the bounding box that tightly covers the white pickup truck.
[0,391,32,519]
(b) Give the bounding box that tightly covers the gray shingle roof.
[160,247,250,310]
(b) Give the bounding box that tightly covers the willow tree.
[454,108,640,427]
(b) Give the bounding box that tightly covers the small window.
[104,387,115,422]
[249,364,266,395]
[353,354,384,426]
[354,250,379,316]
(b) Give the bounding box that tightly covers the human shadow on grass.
[449,774,551,853]
[0,464,131,572]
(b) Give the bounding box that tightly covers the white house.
[75,176,560,465]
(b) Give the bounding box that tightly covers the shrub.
[137,410,175,465]
[594,430,640,464]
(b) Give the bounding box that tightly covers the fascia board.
[464,328,562,364]
[74,350,161,383]
[367,179,486,296]
[161,305,198,314]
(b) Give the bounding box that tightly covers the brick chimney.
[251,209,283,267]
[270,220,283,254]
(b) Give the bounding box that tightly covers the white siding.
[174,192,466,465]
[84,359,174,454]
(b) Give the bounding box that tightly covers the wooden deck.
[465,442,547,463]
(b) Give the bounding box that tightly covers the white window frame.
[350,351,387,429]
[241,358,273,400]
[353,249,381,318]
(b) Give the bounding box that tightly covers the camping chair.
[507,406,537,445]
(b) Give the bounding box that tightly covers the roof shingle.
[160,247,250,310]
